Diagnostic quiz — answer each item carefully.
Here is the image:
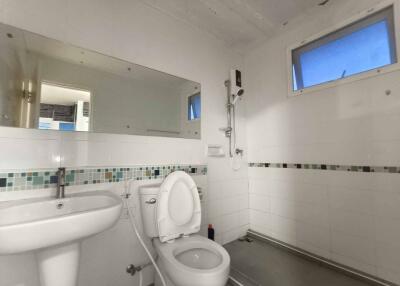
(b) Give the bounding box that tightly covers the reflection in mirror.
[39,83,91,131]
[0,23,201,139]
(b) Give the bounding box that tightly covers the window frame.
[287,0,400,97]
[187,92,201,121]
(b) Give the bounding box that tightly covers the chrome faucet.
[56,167,66,199]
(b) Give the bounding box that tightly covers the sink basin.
[0,191,122,254]
[0,191,123,286]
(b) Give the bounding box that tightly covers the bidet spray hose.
[124,180,167,286]
[139,271,143,286]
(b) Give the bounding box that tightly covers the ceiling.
[140,0,327,52]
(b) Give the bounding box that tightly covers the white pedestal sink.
[0,191,123,286]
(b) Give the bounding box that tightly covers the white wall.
[245,0,400,284]
[0,0,249,285]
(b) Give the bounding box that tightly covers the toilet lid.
[157,171,201,242]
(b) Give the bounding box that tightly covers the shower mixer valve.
[235,148,244,156]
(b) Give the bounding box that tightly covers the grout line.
[247,230,398,286]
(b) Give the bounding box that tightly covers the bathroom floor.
[224,236,374,286]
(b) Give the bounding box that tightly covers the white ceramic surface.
[0,191,122,254]
[157,171,201,242]
[37,242,81,286]
[140,173,230,286]
[0,191,122,286]
[154,235,230,286]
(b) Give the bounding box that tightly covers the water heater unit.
[230,69,242,96]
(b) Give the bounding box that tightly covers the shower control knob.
[235,148,244,156]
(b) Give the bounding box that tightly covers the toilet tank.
[139,184,160,238]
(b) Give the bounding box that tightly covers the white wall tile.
[222,226,248,245]
[376,242,400,273]
[221,196,241,215]
[296,222,330,252]
[207,199,223,220]
[374,191,400,220]
[239,194,249,210]
[249,209,271,231]
[331,231,376,267]
[375,217,400,247]
[245,1,400,283]
[238,209,249,227]
[329,208,375,238]
[370,141,400,166]
[327,171,375,190]
[0,0,248,285]
[0,137,60,170]
[249,194,269,213]
[248,178,269,195]
[270,214,297,245]
[220,212,240,233]
[328,186,374,215]
[377,267,400,285]
[295,182,328,205]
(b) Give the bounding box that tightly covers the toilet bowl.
[139,171,230,286]
[154,235,230,286]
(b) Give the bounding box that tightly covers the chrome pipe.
[56,167,66,199]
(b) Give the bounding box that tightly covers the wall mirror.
[0,23,201,139]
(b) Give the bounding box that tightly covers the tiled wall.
[245,0,400,284]
[249,162,400,174]
[0,0,249,286]
[248,165,400,284]
[0,164,207,192]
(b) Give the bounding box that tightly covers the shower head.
[231,88,244,105]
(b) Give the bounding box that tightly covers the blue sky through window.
[295,20,394,90]
[188,93,201,120]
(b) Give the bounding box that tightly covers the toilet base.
[154,257,174,286]
[153,235,230,286]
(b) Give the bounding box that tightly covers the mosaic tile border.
[0,164,207,192]
[249,162,400,174]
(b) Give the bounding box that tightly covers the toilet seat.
[157,171,201,242]
[154,235,230,286]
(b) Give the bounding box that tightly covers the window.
[188,93,201,121]
[292,6,397,92]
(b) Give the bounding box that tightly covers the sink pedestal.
[36,242,80,286]
[0,191,122,286]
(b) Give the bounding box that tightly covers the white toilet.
[139,171,230,286]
